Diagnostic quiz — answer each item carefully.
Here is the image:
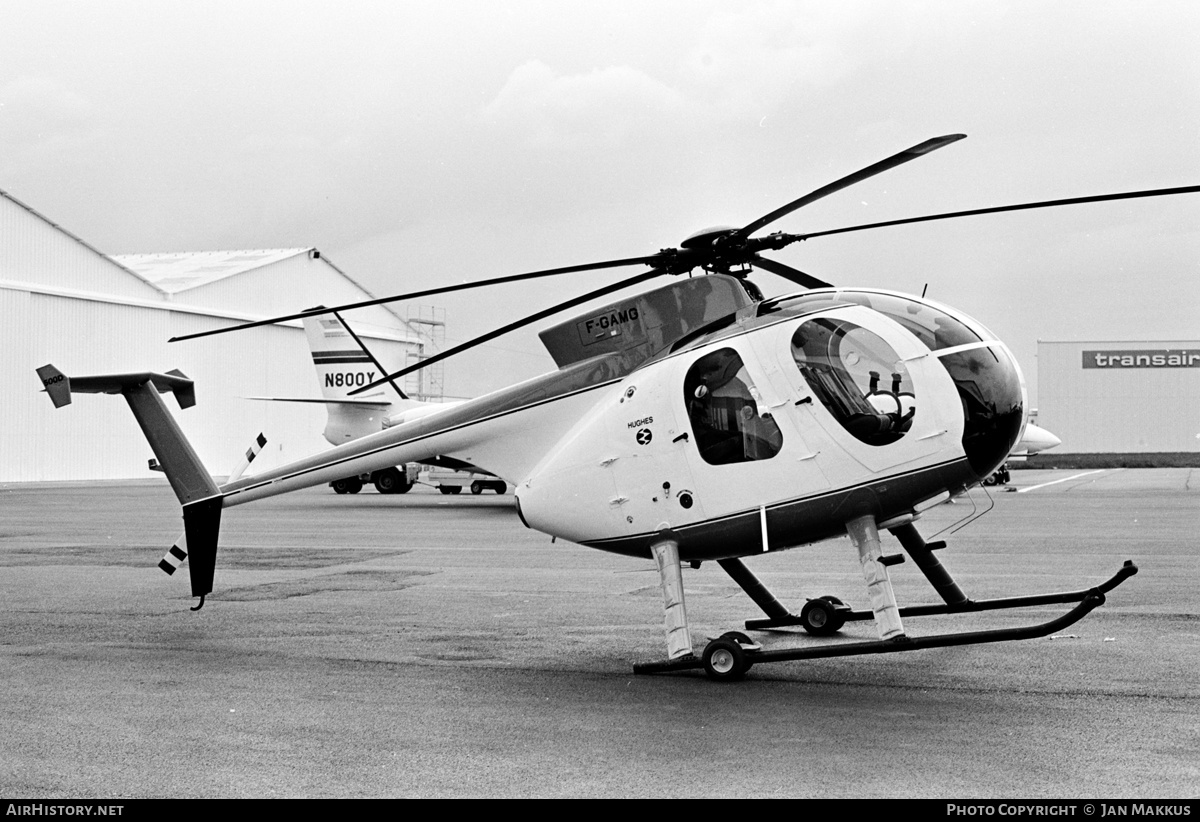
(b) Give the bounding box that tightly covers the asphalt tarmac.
[2,469,1197,798]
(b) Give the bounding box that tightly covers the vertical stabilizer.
[303,309,405,401]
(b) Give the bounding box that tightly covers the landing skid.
[634,561,1137,679]
[746,560,1138,631]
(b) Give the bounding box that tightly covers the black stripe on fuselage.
[580,457,975,561]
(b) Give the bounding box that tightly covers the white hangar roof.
[109,247,417,343]
[113,248,317,294]
[0,186,418,345]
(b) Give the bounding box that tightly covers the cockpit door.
[675,339,830,519]
[763,305,964,477]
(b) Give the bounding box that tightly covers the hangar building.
[1036,340,1200,454]
[1,187,425,482]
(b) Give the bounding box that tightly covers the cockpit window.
[684,348,783,465]
[790,318,915,446]
[937,345,1025,475]
[836,292,984,351]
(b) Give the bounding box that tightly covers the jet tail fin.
[303,308,409,400]
[37,364,223,599]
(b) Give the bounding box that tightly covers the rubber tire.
[819,595,847,632]
[702,638,748,681]
[470,481,483,495]
[492,482,507,495]
[374,468,407,495]
[438,486,454,495]
[717,631,756,675]
[333,478,361,495]
[447,486,461,495]
[800,598,844,636]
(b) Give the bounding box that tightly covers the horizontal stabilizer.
[36,363,218,505]
[37,364,197,409]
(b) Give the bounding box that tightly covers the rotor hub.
[680,226,739,249]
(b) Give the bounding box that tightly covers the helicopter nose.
[936,343,1026,481]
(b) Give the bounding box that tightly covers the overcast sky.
[2,0,1198,403]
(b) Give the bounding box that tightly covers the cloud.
[480,60,689,150]
[679,2,859,118]
[477,3,863,147]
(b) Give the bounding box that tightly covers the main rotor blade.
[795,184,1200,241]
[736,134,966,239]
[749,254,832,290]
[331,309,409,400]
[349,268,666,395]
[169,254,660,343]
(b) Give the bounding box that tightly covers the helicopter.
[37,133,1195,680]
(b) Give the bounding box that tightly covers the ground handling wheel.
[702,637,749,681]
[470,481,483,495]
[719,631,757,647]
[800,596,847,636]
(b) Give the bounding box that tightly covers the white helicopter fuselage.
[517,293,1018,560]
[217,287,1025,567]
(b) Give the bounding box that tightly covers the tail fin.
[303,308,408,401]
[37,364,222,600]
[302,309,414,444]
